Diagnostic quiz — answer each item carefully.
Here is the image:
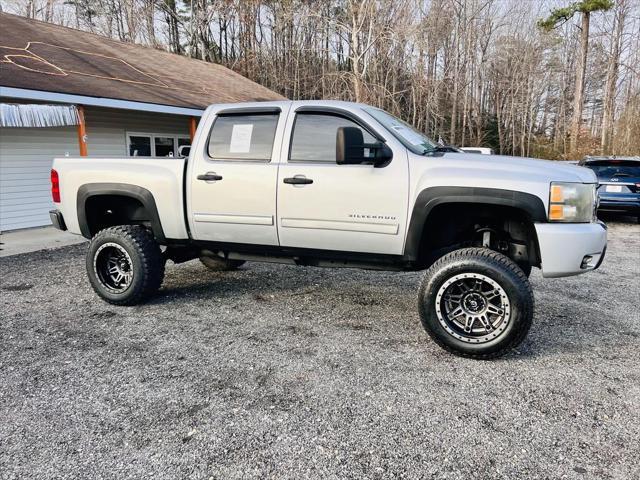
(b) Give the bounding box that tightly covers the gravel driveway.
[1,219,638,480]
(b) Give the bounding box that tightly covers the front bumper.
[597,195,640,214]
[49,209,67,231]
[534,221,607,278]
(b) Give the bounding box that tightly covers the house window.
[129,135,152,157]
[126,132,190,157]
[154,137,175,157]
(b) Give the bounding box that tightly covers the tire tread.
[87,225,164,306]
[419,247,534,359]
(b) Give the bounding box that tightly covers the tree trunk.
[162,0,182,54]
[570,11,590,156]
[350,4,363,102]
[145,1,157,47]
[45,0,54,22]
[601,1,626,154]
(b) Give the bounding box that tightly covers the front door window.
[289,113,376,163]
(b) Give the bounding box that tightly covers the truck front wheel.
[418,247,534,359]
[86,225,165,305]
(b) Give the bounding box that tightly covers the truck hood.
[436,152,597,184]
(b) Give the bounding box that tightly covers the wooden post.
[76,105,88,156]
[189,116,198,142]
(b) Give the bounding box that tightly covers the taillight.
[51,169,60,202]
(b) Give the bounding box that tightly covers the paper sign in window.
[229,124,253,153]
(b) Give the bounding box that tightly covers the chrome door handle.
[283,176,313,185]
[197,172,223,181]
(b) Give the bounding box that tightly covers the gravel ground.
[1,218,638,480]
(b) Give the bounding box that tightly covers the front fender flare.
[403,186,546,261]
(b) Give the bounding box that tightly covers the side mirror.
[336,127,392,167]
[177,145,191,158]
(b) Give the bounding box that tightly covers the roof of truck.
[0,13,284,110]
[203,99,371,111]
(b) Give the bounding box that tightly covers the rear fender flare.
[77,183,166,241]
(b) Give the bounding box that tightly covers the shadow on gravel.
[141,260,629,361]
[151,273,320,305]
[151,264,418,307]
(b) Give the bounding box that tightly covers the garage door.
[0,126,79,231]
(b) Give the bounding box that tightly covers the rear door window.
[208,113,279,161]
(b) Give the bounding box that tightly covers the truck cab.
[188,102,408,257]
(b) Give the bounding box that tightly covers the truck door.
[188,107,287,245]
[276,108,409,255]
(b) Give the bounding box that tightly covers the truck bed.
[52,157,189,240]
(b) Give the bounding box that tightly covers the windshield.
[586,161,640,178]
[363,107,438,154]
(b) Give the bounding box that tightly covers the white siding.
[0,125,78,231]
[0,104,191,231]
[84,107,191,157]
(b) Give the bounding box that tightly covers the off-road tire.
[86,225,165,305]
[199,256,246,271]
[418,247,534,359]
[517,262,533,277]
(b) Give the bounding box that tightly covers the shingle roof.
[0,13,285,109]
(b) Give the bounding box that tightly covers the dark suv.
[580,157,640,223]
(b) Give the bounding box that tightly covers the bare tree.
[538,0,614,155]
[2,0,638,158]
[600,0,628,153]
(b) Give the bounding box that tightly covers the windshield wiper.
[423,145,460,154]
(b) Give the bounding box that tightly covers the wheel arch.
[77,183,166,242]
[404,186,546,263]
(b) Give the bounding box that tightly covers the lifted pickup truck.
[51,100,607,358]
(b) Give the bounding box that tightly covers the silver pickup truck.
[50,100,607,358]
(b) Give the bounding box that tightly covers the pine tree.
[538,0,614,157]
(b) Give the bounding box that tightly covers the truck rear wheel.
[86,225,165,305]
[199,256,246,271]
[517,262,532,277]
[418,247,534,359]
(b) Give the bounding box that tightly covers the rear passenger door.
[189,108,285,245]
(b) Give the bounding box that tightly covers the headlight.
[548,182,596,222]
